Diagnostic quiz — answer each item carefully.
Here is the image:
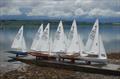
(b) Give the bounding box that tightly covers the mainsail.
[52,21,66,52]
[40,23,50,52]
[66,19,80,55]
[31,24,43,51]
[85,19,99,55]
[11,26,27,52]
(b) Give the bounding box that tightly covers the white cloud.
[28,5,72,17]
[75,8,86,16]
[0,7,21,15]
[88,8,120,17]
[0,0,120,17]
[48,11,72,17]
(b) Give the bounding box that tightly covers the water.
[0,20,120,52]
[0,20,120,70]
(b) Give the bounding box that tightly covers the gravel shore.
[0,59,120,79]
[1,64,120,79]
[0,53,120,79]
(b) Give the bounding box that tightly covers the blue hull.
[7,51,27,57]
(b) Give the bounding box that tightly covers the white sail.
[49,38,54,55]
[78,35,88,57]
[11,26,27,52]
[31,24,43,51]
[52,21,66,52]
[66,19,80,55]
[64,34,68,48]
[98,35,107,59]
[22,37,27,52]
[85,19,99,55]
[40,23,50,52]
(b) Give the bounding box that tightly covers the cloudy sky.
[0,0,120,19]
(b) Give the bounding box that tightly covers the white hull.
[80,57,107,64]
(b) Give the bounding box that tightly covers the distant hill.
[0,15,120,23]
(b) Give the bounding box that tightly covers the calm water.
[0,20,120,62]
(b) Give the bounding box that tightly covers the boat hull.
[7,51,27,57]
[28,51,56,60]
[80,57,108,64]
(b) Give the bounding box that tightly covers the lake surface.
[0,20,120,62]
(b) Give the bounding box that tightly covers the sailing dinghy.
[28,24,46,59]
[31,24,43,51]
[52,21,67,55]
[40,23,50,54]
[59,20,83,62]
[29,24,43,56]
[9,26,27,57]
[80,19,107,64]
[78,34,88,57]
[29,23,56,59]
